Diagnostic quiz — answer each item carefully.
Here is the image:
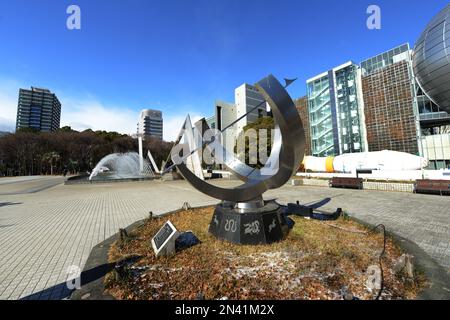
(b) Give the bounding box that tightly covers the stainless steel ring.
[172,74,306,203]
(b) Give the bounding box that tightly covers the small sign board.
[151,220,180,257]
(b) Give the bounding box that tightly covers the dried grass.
[105,207,426,300]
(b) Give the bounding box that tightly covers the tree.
[42,152,60,175]
[58,126,77,133]
[235,116,275,168]
[143,137,173,170]
[0,129,173,177]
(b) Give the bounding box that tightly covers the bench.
[414,179,450,196]
[330,177,363,190]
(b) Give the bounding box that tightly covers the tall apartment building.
[137,109,163,140]
[307,62,367,157]
[16,87,61,132]
[295,96,312,156]
[235,83,268,134]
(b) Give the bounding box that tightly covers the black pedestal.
[209,201,292,245]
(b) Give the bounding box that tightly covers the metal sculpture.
[170,74,305,244]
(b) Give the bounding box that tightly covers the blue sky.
[0,0,448,140]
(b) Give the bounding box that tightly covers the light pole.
[137,133,144,173]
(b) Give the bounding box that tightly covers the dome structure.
[413,4,450,114]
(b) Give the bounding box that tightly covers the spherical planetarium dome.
[413,4,450,114]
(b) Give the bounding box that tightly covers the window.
[216,106,222,131]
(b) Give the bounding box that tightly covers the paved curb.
[70,206,450,300]
[65,177,155,185]
[69,217,145,300]
[70,206,211,300]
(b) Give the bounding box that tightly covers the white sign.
[151,220,180,257]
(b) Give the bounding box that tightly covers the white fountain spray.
[89,152,154,181]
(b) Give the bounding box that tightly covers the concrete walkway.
[0,176,65,195]
[0,177,448,300]
[265,184,450,273]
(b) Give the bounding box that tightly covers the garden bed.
[104,206,426,300]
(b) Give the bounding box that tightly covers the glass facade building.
[304,42,450,168]
[308,73,333,156]
[307,62,366,157]
[416,86,450,126]
[361,43,450,169]
[361,44,410,76]
[360,44,420,155]
[416,82,450,170]
[335,64,365,154]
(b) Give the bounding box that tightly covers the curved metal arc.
[172,74,306,202]
[175,158,269,203]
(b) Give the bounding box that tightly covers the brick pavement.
[0,177,448,300]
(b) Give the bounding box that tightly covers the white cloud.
[0,79,21,132]
[0,117,15,132]
[61,98,204,141]
[0,77,206,141]
[163,113,203,142]
[60,96,138,135]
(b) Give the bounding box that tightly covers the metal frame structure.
[171,74,305,203]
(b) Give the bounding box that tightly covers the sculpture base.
[209,201,293,245]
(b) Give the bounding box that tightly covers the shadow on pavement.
[303,193,346,210]
[0,202,22,208]
[20,262,115,300]
[305,198,331,209]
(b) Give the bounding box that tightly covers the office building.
[361,43,450,169]
[137,109,163,140]
[212,83,272,155]
[205,115,216,130]
[416,86,450,169]
[295,96,312,156]
[16,87,61,132]
[305,42,449,169]
[307,62,367,157]
[235,83,268,134]
[215,100,237,154]
[360,44,420,155]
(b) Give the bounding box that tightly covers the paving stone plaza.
[0,176,449,300]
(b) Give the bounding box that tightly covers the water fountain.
[88,152,154,181]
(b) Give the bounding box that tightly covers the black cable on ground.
[284,201,388,300]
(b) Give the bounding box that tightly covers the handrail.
[311,127,333,141]
[310,114,332,127]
